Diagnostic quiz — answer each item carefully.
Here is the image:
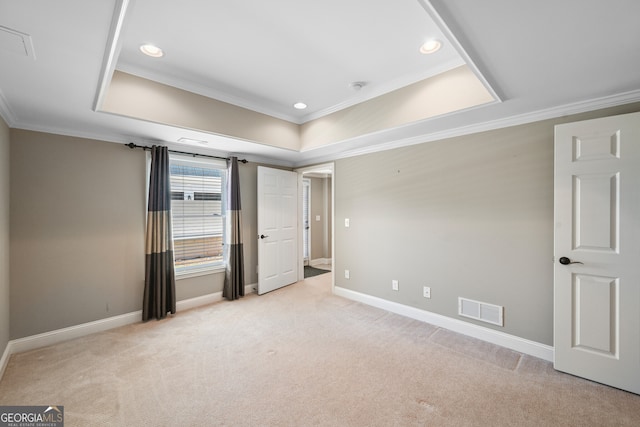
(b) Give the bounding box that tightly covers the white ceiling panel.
[116,0,464,123]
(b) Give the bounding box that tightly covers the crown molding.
[8,83,640,170]
[294,89,640,167]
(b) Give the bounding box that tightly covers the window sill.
[176,265,225,280]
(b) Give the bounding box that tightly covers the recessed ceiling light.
[293,102,307,110]
[140,44,164,58]
[420,39,442,54]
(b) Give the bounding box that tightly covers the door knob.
[559,256,583,265]
[260,234,269,239]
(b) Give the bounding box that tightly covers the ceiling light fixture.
[419,39,442,54]
[293,102,307,110]
[139,44,164,58]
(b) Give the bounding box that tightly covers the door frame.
[295,163,335,290]
[302,177,311,265]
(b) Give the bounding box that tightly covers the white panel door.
[554,111,640,394]
[258,166,298,295]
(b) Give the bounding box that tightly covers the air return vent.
[458,297,504,326]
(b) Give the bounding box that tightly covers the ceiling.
[1,0,639,166]
[117,0,466,124]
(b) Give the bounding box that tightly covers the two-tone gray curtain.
[142,146,176,321]
[223,156,245,300]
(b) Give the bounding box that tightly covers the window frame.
[168,154,227,278]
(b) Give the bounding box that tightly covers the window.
[169,155,226,275]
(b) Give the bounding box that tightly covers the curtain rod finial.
[126,142,136,149]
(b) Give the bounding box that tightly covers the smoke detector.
[349,81,367,91]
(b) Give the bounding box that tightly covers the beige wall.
[0,117,9,357]
[334,102,640,347]
[10,130,147,339]
[103,71,300,151]
[9,130,264,339]
[104,68,494,152]
[300,65,494,149]
[7,101,640,345]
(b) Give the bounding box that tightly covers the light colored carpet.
[1,274,639,426]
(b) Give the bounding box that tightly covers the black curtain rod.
[125,142,248,163]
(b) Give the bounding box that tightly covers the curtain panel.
[143,146,177,321]
[223,156,245,300]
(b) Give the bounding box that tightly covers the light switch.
[345,218,350,227]
[315,215,321,221]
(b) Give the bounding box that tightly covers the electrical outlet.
[392,280,399,291]
[345,269,350,279]
[423,286,431,298]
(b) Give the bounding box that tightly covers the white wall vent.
[458,297,504,326]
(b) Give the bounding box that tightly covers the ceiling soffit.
[96,0,499,152]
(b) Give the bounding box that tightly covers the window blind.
[169,156,226,273]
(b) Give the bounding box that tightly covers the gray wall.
[0,117,9,357]
[309,177,332,261]
[7,103,640,344]
[334,103,640,347]
[9,130,263,339]
[10,130,147,339]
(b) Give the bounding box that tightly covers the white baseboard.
[333,286,554,362]
[0,342,11,381]
[310,258,331,267]
[245,283,258,294]
[177,283,256,312]
[1,284,259,381]
[176,293,222,312]
[9,310,143,355]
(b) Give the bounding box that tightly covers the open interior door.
[554,111,640,394]
[257,166,298,295]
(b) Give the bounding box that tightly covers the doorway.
[296,163,334,287]
[302,178,311,266]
